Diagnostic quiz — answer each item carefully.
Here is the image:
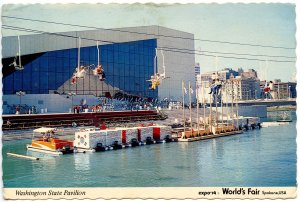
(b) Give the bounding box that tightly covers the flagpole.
[215,92,218,133]
[226,84,229,126]
[189,81,192,135]
[236,82,239,131]
[231,80,234,128]
[96,41,100,96]
[210,93,212,134]
[221,88,224,132]
[214,56,218,134]
[202,82,206,131]
[196,84,199,136]
[182,80,186,139]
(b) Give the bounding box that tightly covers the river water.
[2,111,296,187]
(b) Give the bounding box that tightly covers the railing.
[2,119,93,130]
[2,110,161,130]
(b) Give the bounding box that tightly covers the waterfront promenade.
[236,98,296,106]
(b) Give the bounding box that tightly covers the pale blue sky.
[2,3,296,81]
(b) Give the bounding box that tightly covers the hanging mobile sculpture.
[10,35,24,70]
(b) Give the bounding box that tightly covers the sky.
[1,2,297,82]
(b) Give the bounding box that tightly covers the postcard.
[1,0,297,200]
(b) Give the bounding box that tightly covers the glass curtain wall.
[3,39,157,99]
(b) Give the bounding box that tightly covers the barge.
[73,124,173,152]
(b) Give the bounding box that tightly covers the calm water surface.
[2,111,296,187]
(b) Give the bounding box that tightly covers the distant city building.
[195,63,200,79]
[196,68,260,103]
[224,75,260,101]
[197,68,238,103]
[260,80,297,99]
[274,79,281,83]
[198,67,296,103]
[280,82,297,98]
[240,69,258,79]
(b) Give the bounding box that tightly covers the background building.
[279,82,297,99]
[197,68,261,103]
[240,68,258,78]
[260,80,297,99]
[2,26,195,113]
[195,63,200,81]
[238,69,261,100]
[196,68,239,103]
[224,75,260,101]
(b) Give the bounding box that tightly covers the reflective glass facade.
[3,39,157,99]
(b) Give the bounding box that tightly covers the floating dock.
[74,125,172,151]
[177,130,243,142]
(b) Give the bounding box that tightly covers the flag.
[184,87,187,94]
[190,87,194,94]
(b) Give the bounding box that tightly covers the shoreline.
[267,105,296,112]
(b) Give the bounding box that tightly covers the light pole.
[16,91,26,105]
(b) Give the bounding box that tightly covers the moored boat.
[27,127,74,155]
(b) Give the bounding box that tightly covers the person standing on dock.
[76,105,79,113]
[16,105,20,114]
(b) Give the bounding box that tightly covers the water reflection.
[74,153,91,171]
